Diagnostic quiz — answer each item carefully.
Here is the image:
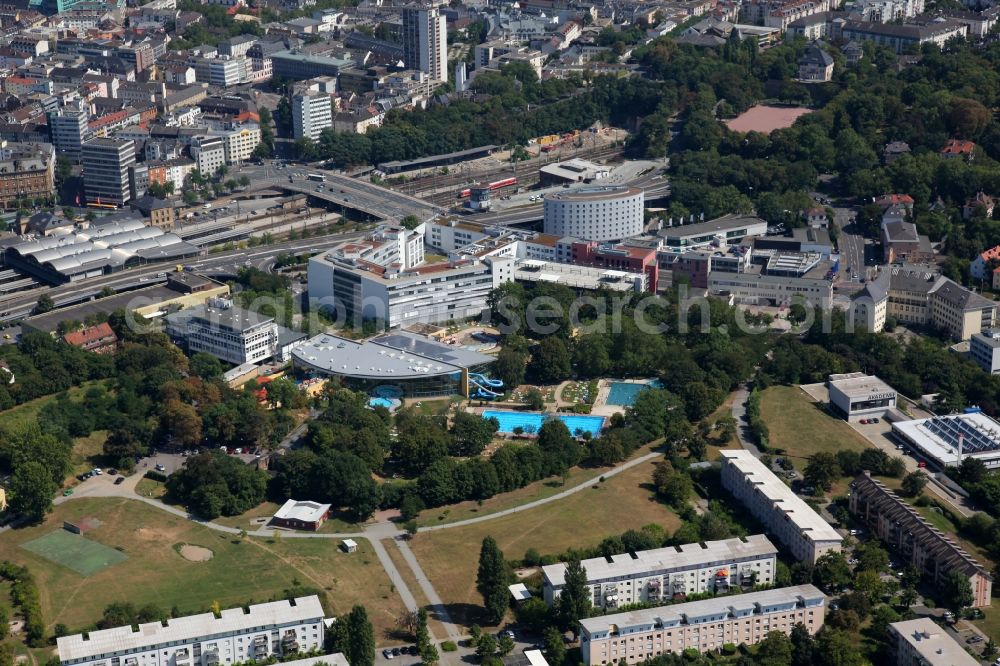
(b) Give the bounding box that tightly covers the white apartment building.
[167,299,279,365]
[190,136,226,177]
[579,585,827,666]
[403,6,447,82]
[888,618,979,666]
[543,186,644,242]
[542,535,778,609]
[82,137,135,206]
[57,596,326,666]
[292,91,332,141]
[720,449,842,563]
[856,0,925,22]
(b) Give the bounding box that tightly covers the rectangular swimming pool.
[483,410,606,437]
[606,380,662,407]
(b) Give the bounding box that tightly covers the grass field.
[408,457,680,627]
[69,430,108,482]
[415,442,661,527]
[0,499,405,641]
[22,530,128,576]
[760,386,870,469]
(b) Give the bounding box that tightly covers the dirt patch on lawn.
[178,544,214,562]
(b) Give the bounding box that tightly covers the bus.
[307,173,325,182]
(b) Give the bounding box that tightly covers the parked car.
[391,648,401,657]
[382,649,394,660]
[107,468,118,475]
[155,463,166,472]
[115,476,125,485]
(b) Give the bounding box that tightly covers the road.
[831,205,868,283]
[0,233,365,323]
[235,164,440,222]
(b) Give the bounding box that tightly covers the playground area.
[22,525,127,576]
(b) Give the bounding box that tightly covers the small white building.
[827,373,897,422]
[271,499,332,531]
[341,539,358,553]
[509,583,532,603]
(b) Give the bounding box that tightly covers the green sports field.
[21,530,127,576]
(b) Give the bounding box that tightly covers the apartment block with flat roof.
[58,596,326,666]
[888,618,979,666]
[579,585,826,666]
[542,535,778,609]
[720,449,842,563]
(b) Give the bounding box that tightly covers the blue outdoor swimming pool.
[483,410,606,437]
[606,380,664,407]
[369,397,395,408]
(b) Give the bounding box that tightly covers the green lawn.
[409,457,681,628]
[760,385,870,469]
[0,499,405,641]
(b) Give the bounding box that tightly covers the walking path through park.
[59,447,665,647]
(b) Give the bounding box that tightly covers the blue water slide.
[469,373,504,398]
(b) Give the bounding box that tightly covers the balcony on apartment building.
[251,635,269,659]
[280,630,300,654]
[647,579,662,601]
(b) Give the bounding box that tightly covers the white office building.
[403,6,447,82]
[720,449,842,563]
[827,373,897,422]
[292,91,333,141]
[543,186,644,242]
[48,108,92,162]
[970,328,1000,374]
[57,596,327,666]
[167,299,279,365]
[542,535,778,609]
[579,585,827,666]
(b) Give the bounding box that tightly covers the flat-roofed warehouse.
[827,372,897,422]
[892,410,1000,469]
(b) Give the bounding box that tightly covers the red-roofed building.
[874,193,914,213]
[62,322,118,354]
[941,139,976,160]
[971,244,1000,282]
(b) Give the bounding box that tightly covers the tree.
[813,551,851,592]
[542,626,565,666]
[524,388,544,411]
[475,633,497,660]
[855,542,890,573]
[238,175,251,188]
[901,470,928,497]
[557,559,590,633]
[790,623,814,666]
[344,605,374,666]
[529,337,571,384]
[477,537,510,624]
[9,461,55,523]
[34,294,54,314]
[190,352,224,380]
[497,633,515,656]
[451,412,499,457]
[416,609,437,664]
[400,214,421,230]
[804,451,841,491]
[940,570,974,613]
[756,631,793,666]
[495,345,529,389]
